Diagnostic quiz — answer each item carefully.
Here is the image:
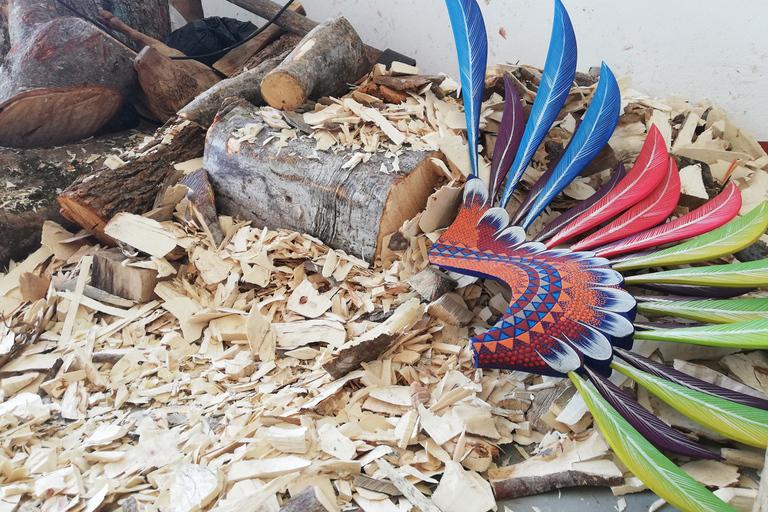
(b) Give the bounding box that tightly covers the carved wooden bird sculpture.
[435,1,768,510]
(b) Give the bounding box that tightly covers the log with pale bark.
[98,9,221,122]
[212,0,306,77]
[54,0,170,44]
[178,32,300,127]
[57,119,206,244]
[0,0,138,148]
[203,98,445,263]
[260,16,370,111]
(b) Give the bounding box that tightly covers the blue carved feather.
[521,62,621,230]
[445,0,488,176]
[499,0,577,207]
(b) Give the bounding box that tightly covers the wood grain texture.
[204,98,443,262]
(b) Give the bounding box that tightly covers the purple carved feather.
[489,74,525,199]
[633,283,755,299]
[586,367,722,460]
[615,348,768,410]
[533,161,627,242]
[510,118,582,225]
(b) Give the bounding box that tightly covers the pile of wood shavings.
[1,64,768,512]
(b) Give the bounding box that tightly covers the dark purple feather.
[510,118,583,225]
[615,348,768,410]
[489,74,525,200]
[632,283,755,299]
[585,367,722,460]
[533,161,627,242]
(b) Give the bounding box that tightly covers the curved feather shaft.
[596,182,742,258]
[612,360,768,448]
[637,297,768,324]
[586,368,720,460]
[489,74,525,199]
[522,63,621,230]
[613,201,768,271]
[572,157,680,251]
[499,0,577,207]
[632,318,768,350]
[445,0,488,175]
[635,282,755,298]
[546,125,669,248]
[569,372,738,512]
[615,348,768,410]
[625,259,768,287]
[534,162,627,242]
[510,117,582,225]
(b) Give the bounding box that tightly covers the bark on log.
[203,98,445,263]
[0,0,138,148]
[178,33,299,127]
[57,119,206,243]
[212,0,305,77]
[54,0,170,45]
[260,16,369,111]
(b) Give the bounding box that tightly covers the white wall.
[206,0,768,140]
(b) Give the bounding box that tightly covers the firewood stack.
[1,1,768,512]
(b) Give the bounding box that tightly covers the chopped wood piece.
[721,448,765,470]
[428,293,474,327]
[432,462,495,512]
[261,17,370,111]
[407,267,457,302]
[680,460,740,488]
[91,248,162,303]
[489,431,623,499]
[374,458,441,512]
[104,213,179,258]
[754,450,768,512]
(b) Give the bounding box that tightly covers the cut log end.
[261,71,306,111]
[0,87,122,148]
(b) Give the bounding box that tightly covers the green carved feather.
[569,372,737,512]
[633,318,768,349]
[614,201,768,271]
[638,298,768,324]
[625,259,768,287]
[612,360,768,448]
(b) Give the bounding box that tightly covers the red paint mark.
[760,142,768,154]
[499,27,507,39]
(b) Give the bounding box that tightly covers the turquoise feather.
[521,62,621,229]
[445,0,488,176]
[499,0,577,207]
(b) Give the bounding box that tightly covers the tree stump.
[203,98,445,263]
[0,0,138,148]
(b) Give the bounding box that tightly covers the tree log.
[0,0,138,148]
[203,98,445,263]
[260,16,369,111]
[212,0,305,77]
[57,119,206,243]
[178,33,299,127]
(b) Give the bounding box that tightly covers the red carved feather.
[595,182,742,258]
[545,125,669,249]
[570,157,681,252]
